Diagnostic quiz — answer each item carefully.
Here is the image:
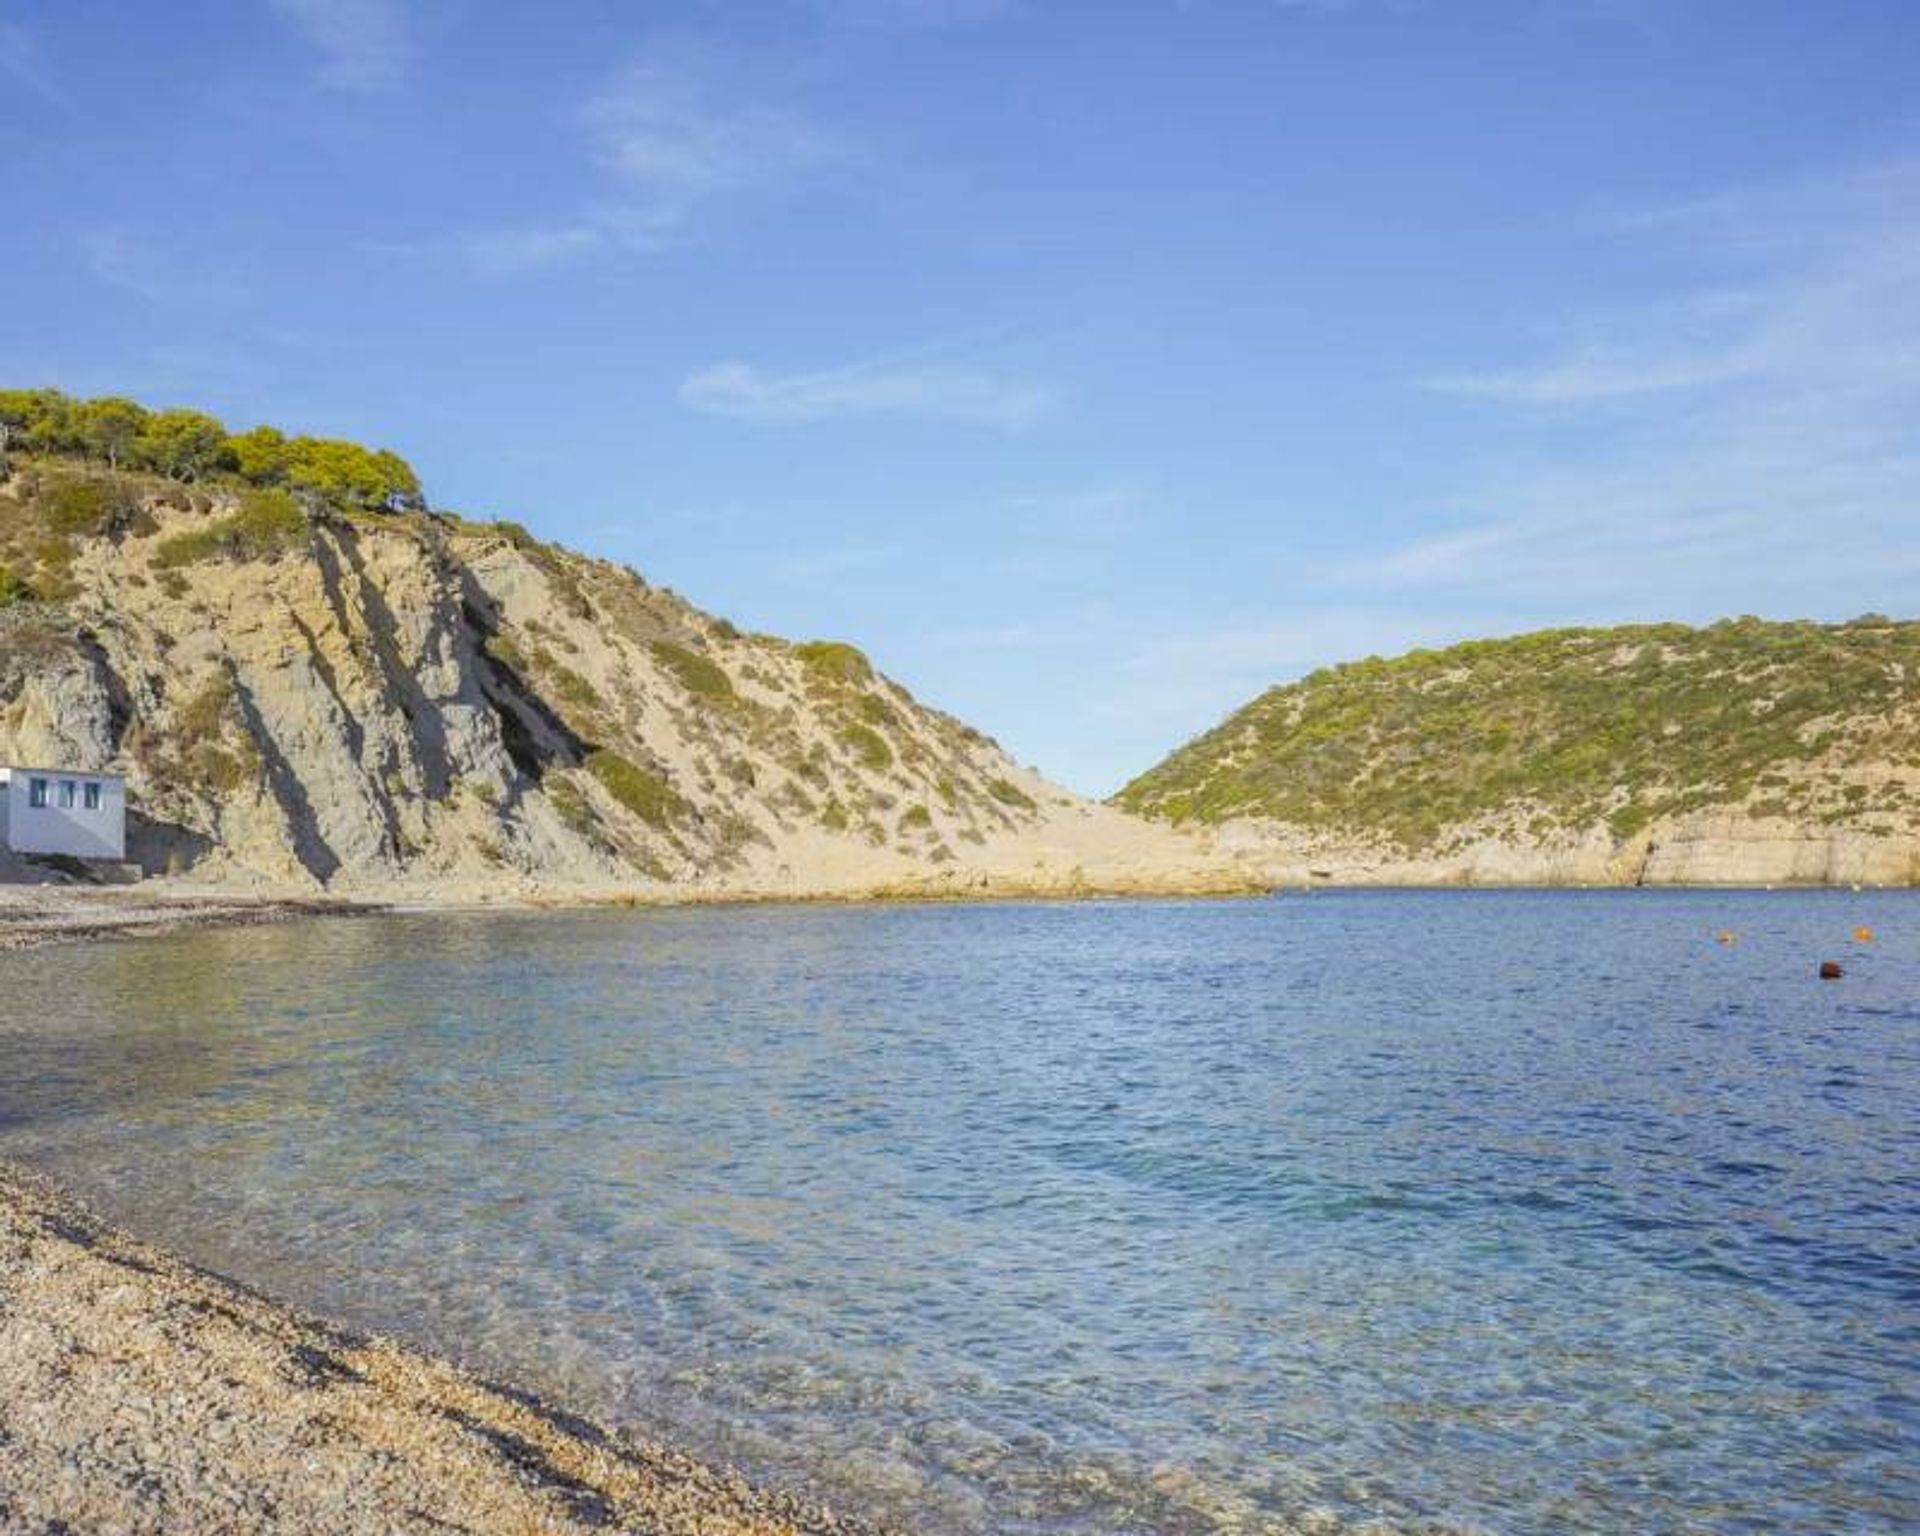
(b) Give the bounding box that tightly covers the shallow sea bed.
[1,892,1915,1534]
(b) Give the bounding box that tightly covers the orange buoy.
[1715,930,1738,946]
[1819,960,1844,980]
[1852,926,1875,943]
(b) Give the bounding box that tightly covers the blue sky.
[3,1,1917,793]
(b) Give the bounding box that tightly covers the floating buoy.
[1853,926,1875,943]
[1716,930,1738,946]
[1819,960,1844,980]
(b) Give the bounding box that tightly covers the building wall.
[3,771,126,860]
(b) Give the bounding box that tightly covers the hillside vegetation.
[0,388,421,512]
[1118,619,1920,854]
[0,387,1233,896]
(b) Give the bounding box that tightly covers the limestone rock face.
[2,637,120,771]
[0,476,1240,897]
[1206,809,1920,888]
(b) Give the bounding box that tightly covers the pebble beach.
[0,1160,880,1535]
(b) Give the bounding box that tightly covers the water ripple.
[0,891,1916,1534]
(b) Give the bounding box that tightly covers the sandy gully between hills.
[0,1162,883,1536]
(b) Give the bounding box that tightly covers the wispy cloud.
[79,228,249,308]
[439,224,604,278]
[1424,342,1761,404]
[577,53,845,250]
[386,41,849,275]
[680,357,1058,429]
[1426,165,1920,408]
[1375,158,1920,618]
[270,0,407,94]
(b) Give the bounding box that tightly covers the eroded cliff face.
[0,472,1239,896]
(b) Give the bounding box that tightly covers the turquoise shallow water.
[0,892,1915,1533]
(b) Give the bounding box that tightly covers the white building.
[0,766,127,861]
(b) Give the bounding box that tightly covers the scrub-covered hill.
[1118,619,1920,886]
[0,388,1238,897]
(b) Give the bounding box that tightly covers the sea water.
[0,893,1914,1533]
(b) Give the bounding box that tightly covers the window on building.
[57,780,76,809]
[83,782,102,811]
[28,777,48,808]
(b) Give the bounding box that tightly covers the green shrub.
[547,662,601,714]
[172,675,258,792]
[151,525,222,569]
[988,776,1036,811]
[0,565,31,606]
[41,476,119,536]
[587,750,684,828]
[485,632,527,672]
[173,675,236,740]
[796,640,873,685]
[712,810,763,855]
[153,489,306,569]
[841,723,893,771]
[189,743,254,792]
[899,803,933,830]
[547,776,599,840]
[650,639,734,700]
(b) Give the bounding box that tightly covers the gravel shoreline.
[0,1161,885,1535]
[0,885,377,953]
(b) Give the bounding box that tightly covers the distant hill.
[0,388,1236,897]
[1116,619,1920,886]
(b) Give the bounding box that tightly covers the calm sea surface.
[0,893,1915,1534]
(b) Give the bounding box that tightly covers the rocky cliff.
[1119,619,1920,887]
[0,457,1235,897]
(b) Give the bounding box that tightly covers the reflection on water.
[1,894,1916,1534]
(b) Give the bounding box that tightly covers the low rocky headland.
[1119,617,1920,888]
